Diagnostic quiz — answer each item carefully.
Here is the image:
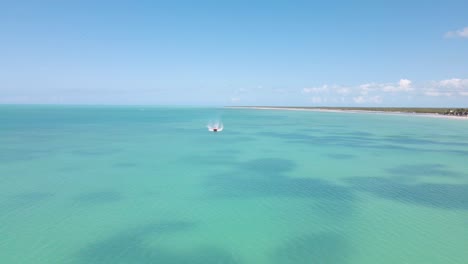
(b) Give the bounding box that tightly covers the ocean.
[1,105,467,264]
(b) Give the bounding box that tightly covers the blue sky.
[1,0,467,106]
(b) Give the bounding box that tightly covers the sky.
[1,0,467,107]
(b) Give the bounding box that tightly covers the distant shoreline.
[226,106,468,120]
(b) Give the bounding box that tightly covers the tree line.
[443,108,468,116]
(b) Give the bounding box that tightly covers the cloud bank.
[302,78,468,105]
[445,27,468,38]
[425,78,468,97]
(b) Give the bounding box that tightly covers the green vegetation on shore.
[279,107,449,114]
[229,106,468,116]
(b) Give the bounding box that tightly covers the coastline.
[226,106,468,120]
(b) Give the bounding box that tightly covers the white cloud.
[381,85,397,92]
[437,78,468,88]
[359,83,372,89]
[336,87,351,95]
[424,91,453,97]
[230,97,241,102]
[353,95,382,104]
[384,79,413,92]
[424,78,468,96]
[399,79,412,89]
[359,79,412,93]
[303,85,353,96]
[445,27,468,38]
[352,96,365,103]
[301,77,467,103]
[303,85,328,94]
[359,83,373,95]
[301,79,411,105]
[310,96,323,103]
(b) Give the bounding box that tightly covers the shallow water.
[1,105,467,264]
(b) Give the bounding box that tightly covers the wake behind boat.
[207,122,223,132]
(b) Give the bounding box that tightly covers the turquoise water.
[1,105,468,264]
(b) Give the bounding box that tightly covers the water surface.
[1,106,467,264]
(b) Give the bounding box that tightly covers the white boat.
[207,122,223,132]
